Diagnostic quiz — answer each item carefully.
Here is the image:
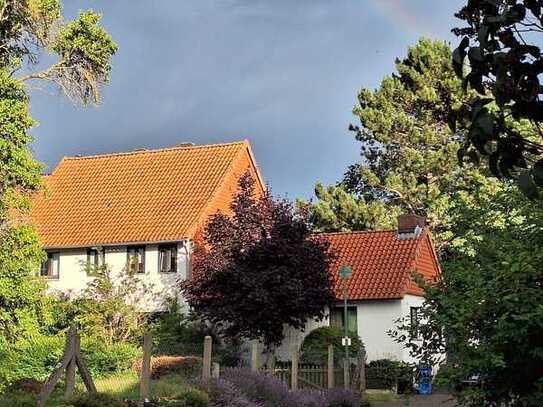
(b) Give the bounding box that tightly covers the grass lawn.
[0,373,193,406]
[365,389,401,403]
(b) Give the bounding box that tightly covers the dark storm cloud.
[30,0,464,198]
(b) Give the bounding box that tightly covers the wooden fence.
[37,330,366,406]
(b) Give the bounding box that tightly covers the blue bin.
[417,364,432,395]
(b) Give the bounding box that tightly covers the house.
[31,140,265,311]
[276,214,441,363]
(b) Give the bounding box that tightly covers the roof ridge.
[63,140,248,161]
[312,229,397,236]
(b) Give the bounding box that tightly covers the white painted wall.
[399,294,425,364]
[276,296,428,363]
[44,241,190,312]
[355,300,403,362]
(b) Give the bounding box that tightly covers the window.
[330,306,358,336]
[87,248,105,269]
[127,246,145,274]
[40,252,60,279]
[158,244,177,273]
[410,306,421,338]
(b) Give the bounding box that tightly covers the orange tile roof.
[316,229,440,300]
[31,140,264,248]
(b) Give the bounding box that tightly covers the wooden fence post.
[64,326,77,398]
[140,331,152,403]
[291,346,299,391]
[250,340,259,372]
[359,348,367,394]
[269,353,276,374]
[327,344,334,389]
[343,358,350,389]
[203,336,212,379]
[212,362,220,378]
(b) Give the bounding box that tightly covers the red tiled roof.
[31,140,264,248]
[317,229,440,300]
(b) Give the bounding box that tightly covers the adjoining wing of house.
[276,215,441,364]
[31,140,265,311]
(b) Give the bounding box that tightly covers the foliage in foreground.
[197,368,361,407]
[181,172,335,348]
[452,0,543,198]
[391,187,543,406]
[0,0,117,341]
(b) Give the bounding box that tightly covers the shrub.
[195,378,262,407]
[212,368,360,407]
[0,333,140,391]
[0,334,65,385]
[365,359,413,393]
[221,368,291,406]
[300,327,364,364]
[132,355,201,379]
[61,392,126,407]
[0,390,37,407]
[153,388,209,407]
[81,336,140,377]
[7,378,44,394]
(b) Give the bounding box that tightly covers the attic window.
[127,246,145,274]
[158,244,177,273]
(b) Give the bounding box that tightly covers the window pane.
[159,245,177,272]
[50,253,59,278]
[127,246,145,273]
[330,307,357,335]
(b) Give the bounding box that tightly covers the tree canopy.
[391,185,543,407]
[0,0,117,340]
[300,38,501,250]
[181,173,335,348]
[452,0,543,198]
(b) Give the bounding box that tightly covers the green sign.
[339,265,352,279]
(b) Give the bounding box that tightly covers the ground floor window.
[330,306,358,336]
[40,252,60,279]
[410,306,421,338]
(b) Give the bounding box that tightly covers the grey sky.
[30,0,464,199]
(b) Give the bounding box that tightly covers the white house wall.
[276,296,428,363]
[45,242,190,312]
[355,300,403,362]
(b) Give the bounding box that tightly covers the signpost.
[339,264,352,389]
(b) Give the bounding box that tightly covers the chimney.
[175,142,195,147]
[397,214,426,239]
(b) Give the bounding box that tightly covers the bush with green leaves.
[365,359,413,393]
[152,388,209,407]
[0,333,140,390]
[300,326,364,364]
[81,336,141,378]
[61,392,126,407]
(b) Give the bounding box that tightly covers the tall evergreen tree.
[301,38,502,250]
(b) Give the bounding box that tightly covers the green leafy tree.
[390,185,543,407]
[301,39,501,250]
[0,0,117,340]
[452,0,543,198]
[67,265,149,346]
